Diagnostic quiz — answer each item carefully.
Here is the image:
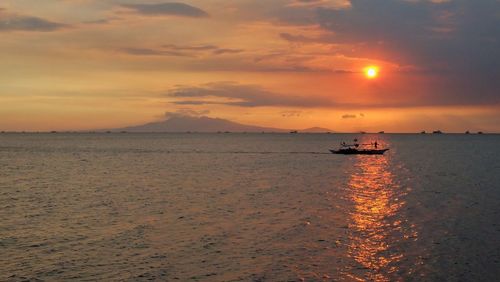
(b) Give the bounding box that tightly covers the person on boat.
[374,141,378,148]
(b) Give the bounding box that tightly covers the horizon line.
[0,131,497,135]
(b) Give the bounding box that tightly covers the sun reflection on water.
[344,138,415,281]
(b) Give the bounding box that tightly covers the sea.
[1,133,499,281]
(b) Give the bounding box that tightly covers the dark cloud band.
[0,10,68,32]
[122,2,209,18]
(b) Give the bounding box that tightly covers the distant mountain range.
[108,115,333,133]
[300,127,334,133]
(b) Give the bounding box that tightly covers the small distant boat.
[290,130,298,134]
[330,140,389,155]
[433,130,443,134]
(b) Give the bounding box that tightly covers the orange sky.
[1,0,499,132]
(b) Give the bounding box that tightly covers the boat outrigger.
[330,139,389,155]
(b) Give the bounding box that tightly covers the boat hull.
[329,148,389,155]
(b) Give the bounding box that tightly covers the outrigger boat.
[330,139,389,155]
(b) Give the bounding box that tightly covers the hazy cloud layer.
[314,0,500,100]
[122,2,209,18]
[167,79,500,109]
[315,0,500,69]
[263,0,500,105]
[168,82,337,108]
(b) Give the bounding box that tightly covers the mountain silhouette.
[111,115,286,133]
[300,127,334,133]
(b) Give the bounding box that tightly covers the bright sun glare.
[364,66,379,79]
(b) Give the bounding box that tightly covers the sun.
[364,66,379,79]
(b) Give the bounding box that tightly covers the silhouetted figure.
[374,141,378,148]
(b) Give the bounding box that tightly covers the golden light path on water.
[344,138,417,281]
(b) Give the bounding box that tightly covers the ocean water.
[1,133,499,281]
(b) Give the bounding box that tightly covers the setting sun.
[364,66,379,79]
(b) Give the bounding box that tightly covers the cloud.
[342,114,357,119]
[163,44,243,55]
[287,0,351,9]
[168,82,338,108]
[280,32,318,43]
[212,48,244,55]
[281,110,302,117]
[120,44,243,57]
[83,17,120,25]
[162,44,217,51]
[122,2,209,18]
[164,109,210,119]
[120,47,191,57]
[0,9,69,32]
